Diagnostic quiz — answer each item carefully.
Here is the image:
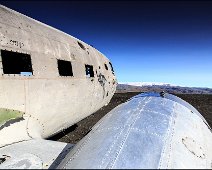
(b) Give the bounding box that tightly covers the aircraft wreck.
[0,4,211,169]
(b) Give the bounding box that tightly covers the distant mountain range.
[120,82,176,87]
[116,82,212,94]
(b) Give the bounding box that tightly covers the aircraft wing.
[0,92,212,169]
[0,139,74,169]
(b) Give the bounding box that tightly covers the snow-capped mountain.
[119,82,176,87]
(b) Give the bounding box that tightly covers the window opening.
[85,64,94,78]
[1,50,33,76]
[78,41,86,50]
[57,59,73,76]
[104,64,108,70]
[109,62,114,74]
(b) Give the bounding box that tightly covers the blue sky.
[1,0,212,88]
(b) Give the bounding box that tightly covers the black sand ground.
[49,93,212,144]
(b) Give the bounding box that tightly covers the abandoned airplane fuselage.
[0,5,117,147]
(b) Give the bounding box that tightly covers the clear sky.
[1,0,212,88]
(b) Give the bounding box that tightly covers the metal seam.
[130,128,163,138]
[98,98,146,168]
[62,134,92,168]
[158,102,177,169]
[107,97,152,169]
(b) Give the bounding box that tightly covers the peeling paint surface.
[0,4,117,147]
[0,153,43,169]
[0,139,74,169]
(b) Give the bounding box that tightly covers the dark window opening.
[85,64,94,78]
[109,62,114,74]
[104,64,108,70]
[0,157,6,164]
[1,50,33,75]
[57,59,73,76]
[106,91,109,96]
[78,41,86,50]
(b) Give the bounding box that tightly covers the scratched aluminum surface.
[57,92,212,169]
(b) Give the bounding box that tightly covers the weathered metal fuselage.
[0,5,117,147]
